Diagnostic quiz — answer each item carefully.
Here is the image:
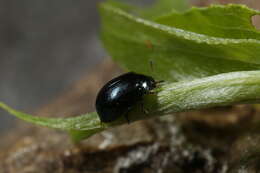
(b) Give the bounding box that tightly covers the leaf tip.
[0,102,12,114]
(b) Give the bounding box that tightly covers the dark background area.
[0,0,107,132]
[0,0,159,133]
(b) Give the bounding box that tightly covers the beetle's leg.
[99,121,104,128]
[155,80,164,84]
[123,109,131,124]
[149,80,164,94]
[155,80,164,87]
[141,102,149,115]
[124,113,130,124]
[148,91,157,94]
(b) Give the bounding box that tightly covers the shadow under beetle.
[95,72,158,123]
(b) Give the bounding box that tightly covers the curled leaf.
[2,71,260,141]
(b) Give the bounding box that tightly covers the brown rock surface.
[1,59,260,173]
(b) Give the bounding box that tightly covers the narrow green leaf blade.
[0,102,69,130]
[3,71,260,141]
[154,71,260,114]
[0,102,104,141]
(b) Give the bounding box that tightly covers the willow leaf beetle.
[95,72,157,123]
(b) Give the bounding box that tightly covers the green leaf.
[138,0,190,18]
[156,4,260,39]
[3,71,260,141]
[0,102,104,141]
[100,3,260,82]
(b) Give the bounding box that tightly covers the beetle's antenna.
[149,60,154,73]
[149,60,164,85]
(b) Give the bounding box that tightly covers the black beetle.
[95,72,157,123]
